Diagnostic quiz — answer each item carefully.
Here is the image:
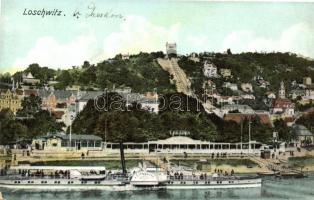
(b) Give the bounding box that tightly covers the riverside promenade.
[3,144,314,174]
[6,149,270,173]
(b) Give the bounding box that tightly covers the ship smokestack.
[119,142,127,175]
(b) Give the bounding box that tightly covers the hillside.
[178,52,314,110]
[180,52,314,93]
[12,52,176,94]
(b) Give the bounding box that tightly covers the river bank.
[3,153,314,174]
[288,156,314,172]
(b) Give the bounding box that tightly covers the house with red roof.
[223,113,271,125]
[271,98,295,117]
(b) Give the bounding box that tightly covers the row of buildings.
[0,86,159,130]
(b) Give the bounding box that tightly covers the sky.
[0,0,314,73]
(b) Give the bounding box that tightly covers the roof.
[304,108,314,115]
[52,111,65,119]
[223,113,271,124]
[292,125,313,136]
[221,104,253,111]
[24,89,38,96]
[23,72,34,79]
[145,92,158,99]
[283,117,296,123]
[121,93,159,104]
[290,89,306,95]
[78,91,104,101]
[56,102,67,108]
[272,98,295,108]
[38,89,77,100]
[37,133,103,141]
[149,136,209,144]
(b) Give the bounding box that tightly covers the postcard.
[0,0,314,199]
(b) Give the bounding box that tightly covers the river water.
[1,174,314,200]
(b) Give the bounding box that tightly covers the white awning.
[148,136,209,145]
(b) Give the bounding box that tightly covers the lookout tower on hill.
[166,42,177,57]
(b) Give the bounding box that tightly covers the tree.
[273,119,295,141]
[296,112,314,132]
[17,94,42,117]
[72,92,217,143]
[0,109,28,144]
[25,64,56,84]
[56,70,73,89]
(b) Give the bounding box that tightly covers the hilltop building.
[22,73,40,85]
[166,42,177,56]
[122,53,130,60]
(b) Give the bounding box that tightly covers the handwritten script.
[23,2,126,21]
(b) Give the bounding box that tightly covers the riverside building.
[30,131,265,156]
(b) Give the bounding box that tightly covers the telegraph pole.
[241,120,243,152]
[248,118,251,154]
[69,114,74,147]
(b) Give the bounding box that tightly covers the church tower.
[278,81,285,99]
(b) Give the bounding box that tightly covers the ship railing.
[167,175,239,181]
[2,174,130,181]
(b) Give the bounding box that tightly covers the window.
[61,141,68,147]
[230,144,236,149]
[82,141,88,147]
[95,141,101,147]
[201,144,209,149]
